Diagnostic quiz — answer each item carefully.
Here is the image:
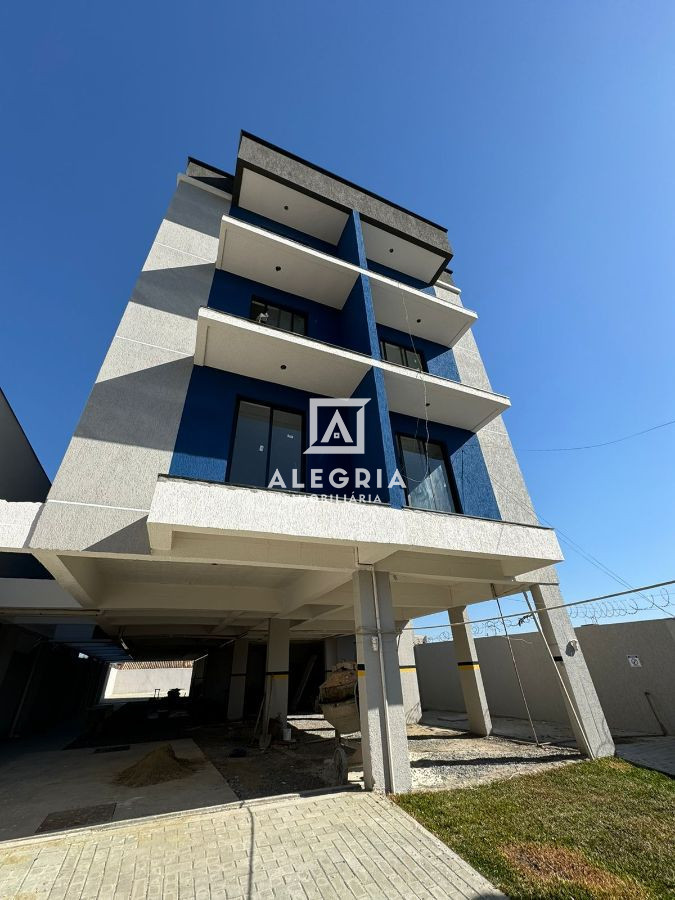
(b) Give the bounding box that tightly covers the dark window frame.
[379,338,426,372]
[227,396,306,490]
[395,432,462,514]
[250,297,308,336]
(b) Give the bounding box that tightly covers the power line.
[487,471,647,599]
[518,417,675,452]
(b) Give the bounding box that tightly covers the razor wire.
[419,583,675,642]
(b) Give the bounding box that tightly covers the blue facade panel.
[169,202,500,522]
[389,412,501,520]
[228,204,338,256]
[170,367,399,503]
[377,324,460,383]
[208,270,343,346]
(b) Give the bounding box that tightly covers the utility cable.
[519,417,675,452]
[492,585,539,745]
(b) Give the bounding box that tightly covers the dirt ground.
[193,713,580,798]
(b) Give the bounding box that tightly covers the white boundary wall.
[104,665,193,699]
[415,619,675,735]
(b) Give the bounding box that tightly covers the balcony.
[195,309,510,431]
[216,214,476,347]
[380,361,510,432]
[147,476,564,582]
[195,309,370,397]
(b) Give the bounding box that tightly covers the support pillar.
[354,568,411,793]
[227,639,249,720]
[263,619,290,730]
[530,583,614,758]
[449,605,492,736]
[397,624,422,724]
[324,636,338,678]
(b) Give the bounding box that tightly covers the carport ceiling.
[93,558,302,589]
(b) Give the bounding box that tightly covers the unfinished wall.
[415,618,675,736]
[104,663,194,699]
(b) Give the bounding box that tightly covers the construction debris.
[113,744,197,787]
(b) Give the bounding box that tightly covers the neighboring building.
[0,390,112,737]
[0,134,613,789]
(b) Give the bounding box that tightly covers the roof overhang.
[235,132,452,283]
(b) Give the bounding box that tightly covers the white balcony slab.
[238,169,349,244]
[367,273,475,347]
[196,309,371,397]
[361,219,448,282]
[381,362,510,432]
[148,478,563,578]
[216,215,477,348]
[196,309,510,432]
[217,214,360,307]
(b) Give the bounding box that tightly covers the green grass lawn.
[395,758,675,899]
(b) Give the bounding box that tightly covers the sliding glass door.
[229,401,303,489]
[397,435,458,513]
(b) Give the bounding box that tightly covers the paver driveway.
[0,789,504,899]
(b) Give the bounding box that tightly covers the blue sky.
[1,2,674,631]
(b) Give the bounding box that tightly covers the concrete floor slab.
[0,789,505,899]
[0,738,237,841]
[616,736,675,777]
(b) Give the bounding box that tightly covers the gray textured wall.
[30,179,231,554]
[415,619,675,736]
[0,389,50,502]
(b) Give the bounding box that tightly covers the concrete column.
[263,619,290,728]
[449,605,492,736]
[397,624,422,724]
[353,569,411,793]
[530,583,614,758]
[324,636,338,679]
[227,639,249,720]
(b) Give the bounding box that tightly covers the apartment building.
[0,134,614,790]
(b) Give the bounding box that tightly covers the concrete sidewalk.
[616,736,675,778]
[0,789,505,899]
[0,739,236,841]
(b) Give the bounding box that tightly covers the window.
[250,299,307,336]
[397,435,458,513]
[229,401,303,490]
[380,339,424,371]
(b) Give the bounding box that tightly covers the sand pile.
[114,744,197,787]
